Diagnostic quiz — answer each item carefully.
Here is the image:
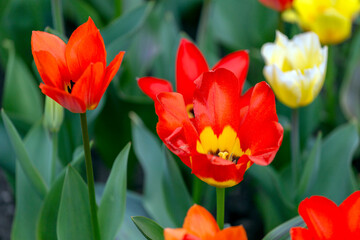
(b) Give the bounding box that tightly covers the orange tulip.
[290,191,360,239]
[164,205,248,240]
[31,17,125,113]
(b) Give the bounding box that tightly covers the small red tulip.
[32,17,125,113]
[259,0,293,11]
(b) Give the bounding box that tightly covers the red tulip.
[138,38,248,118]
[164,204,248,240]
[259,0,293,11]
[154,68,283,188]
[32,17,125,113]
[290,191,360,240]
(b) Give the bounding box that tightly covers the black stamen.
[67,80,75,94]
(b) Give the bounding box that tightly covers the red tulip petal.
[176,38,209,105]
[40,83,86,113]
[183,234,201,240]
[214,225,248,240]
[155,92,198,167]
[238,82,283,165]
[193,68,241,135]
[299,196,342,240]
[259,0,293,11]
[191,154,247,188]
[213,50,249,94]
[66,17,106,81]
[164,228,188,240]
[71,62,104,110]
[138,77,173,101]
[95,51,125,102]
[290,227,313,240]
[31,31,70,85]
[33,51,64,89]
[183,205,219,239]
[340,191,360,237]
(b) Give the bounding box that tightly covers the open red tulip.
[155,68,283,188]
[259,0,293,11]
[138,38,249,118]
[164,204,248,240]
[32,17,125,113]
[290,191,360,240]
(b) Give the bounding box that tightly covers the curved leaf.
[132,216,164,240]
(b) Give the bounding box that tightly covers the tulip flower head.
[290,191,360,239]
[164,204,248,240]
[138,38,249,118]
[283,0,360,44]
[261,31,328,108]
[154,67,283,188]
[32,17,125,113]
[259,0,294,11]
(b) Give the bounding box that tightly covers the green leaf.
[57,165,94,240]
[0,120,15,175]
[306,122,359,204]
[98,143,130,240]
[1,109,48,198]
[117,191,149,240]
[132,216,164,240]
[262,216,305,240]
[2,40,42,128]
[162,148,193,226]
[64,0,104,28]
[130,112,176,227]
[297,133,322,199]
[103,2,154,62]
[37,146,86,240]
[11,123,52,240]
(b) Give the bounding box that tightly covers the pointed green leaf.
[98,143,130,240]
[57,165,93,240]
[162,148,193,226]
[307,122,359,204]
[11,124,52,240]
[1,109,47,198]
[262,216,305,240]
[130,112,176,227]
[132,216,164,240]
[297,133,322,199]
[2,40,42,127]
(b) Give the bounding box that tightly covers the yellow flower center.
[196,125,251,164]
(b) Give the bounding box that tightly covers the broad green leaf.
[103,2,154,62]
[36,147,86,240]
[1,109,48,198]
[64,0,103,28]
[117,191,148,240]
[2,40,42,128]
[98,143,130,240]
[297,133,322,199]
[306,122,359,204]
[262,216,305,240]
[162,148,193,226]
[0,121,15,175]
[57,165,93,240]
[130,112,176,227]
[11,123,52,240]
[132,216,164,240]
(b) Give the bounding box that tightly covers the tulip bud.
[261,31,328,108]
[43,96,64,132]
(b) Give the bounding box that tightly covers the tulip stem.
[80,113,101,240]
[216,187,225,230]
[192,176,203,204]
[291,108,300,189]
[51,132,58,184]
[51,0,65,34]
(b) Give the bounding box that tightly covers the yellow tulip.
[261,31,328,108]
[283,0,360,44]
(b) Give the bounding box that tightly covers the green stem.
[192,176,203,204]
[51,132,58,184]
[114,0,122,18]
[196,0,211,49]
[80,113,101,240]
[51,0,65,34]
[277,12,284,33]
[291,108,300,189]
[216,187,225,230]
